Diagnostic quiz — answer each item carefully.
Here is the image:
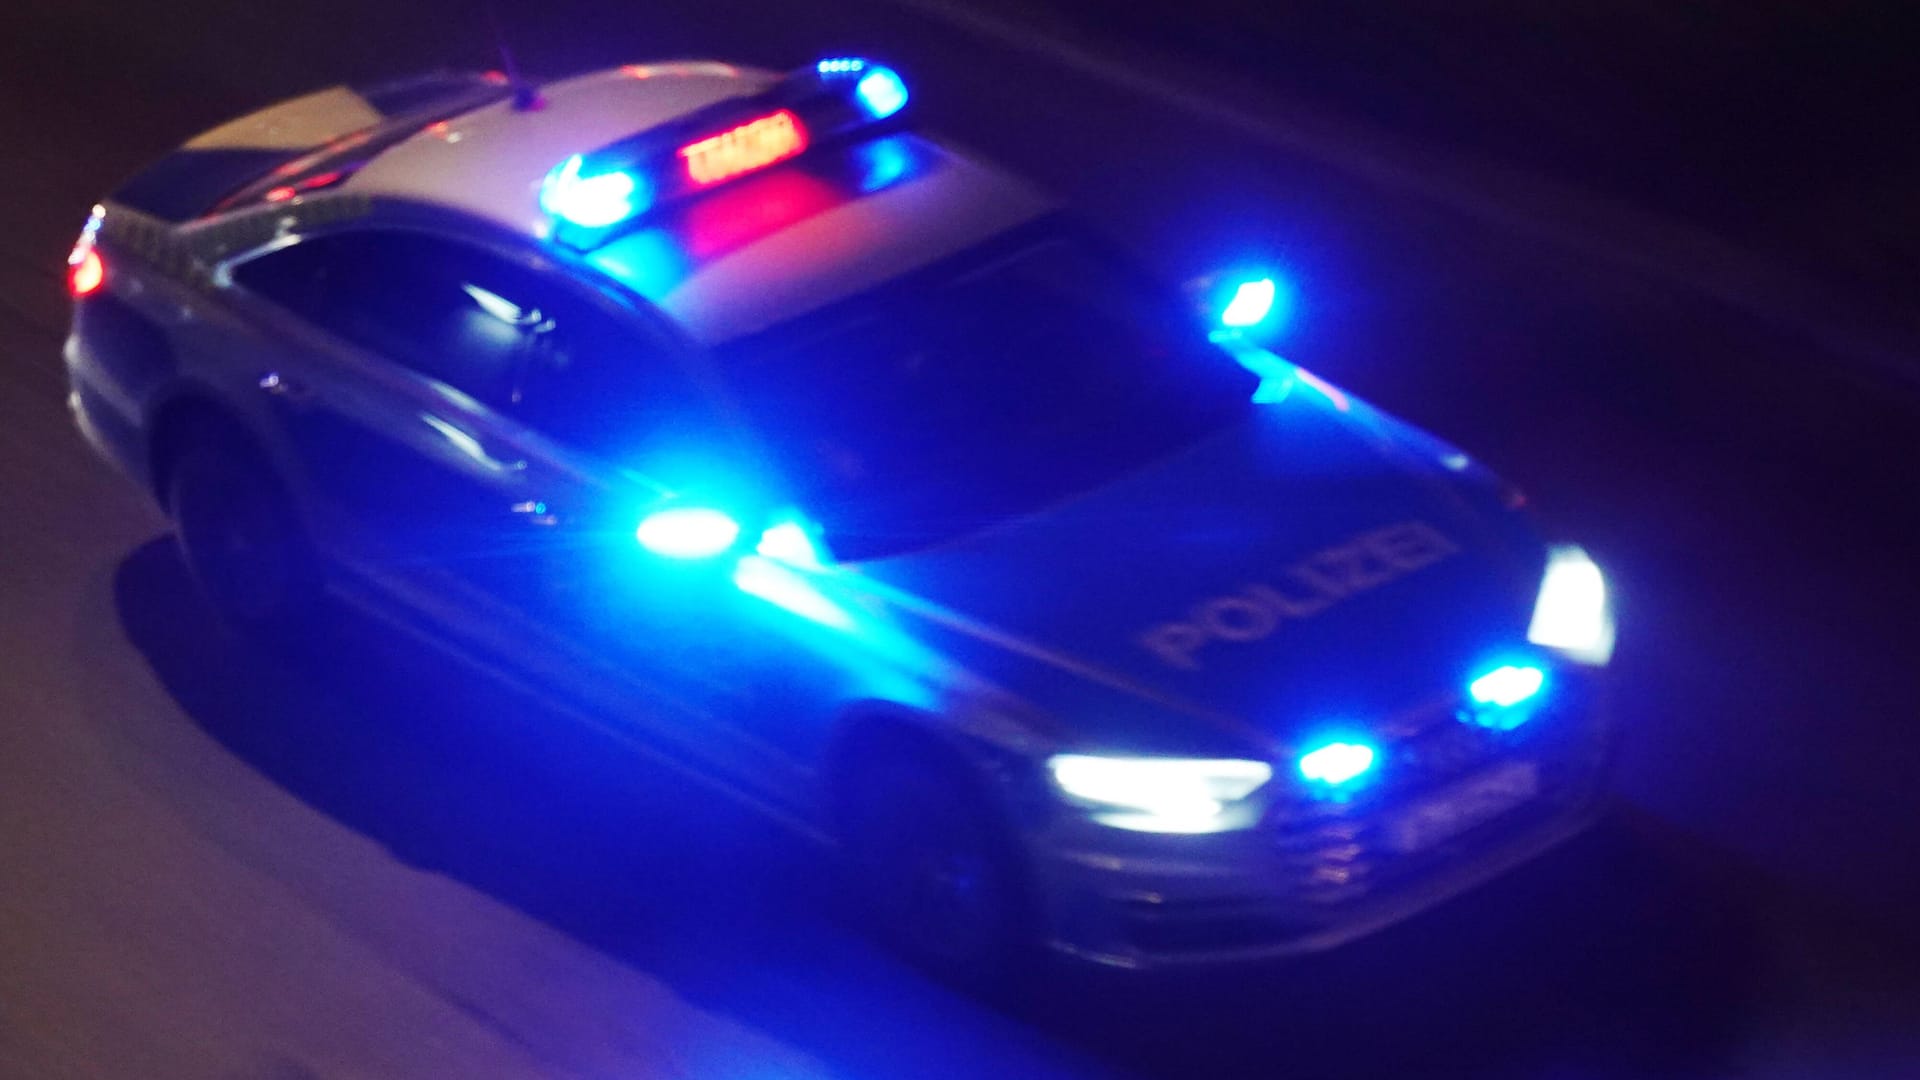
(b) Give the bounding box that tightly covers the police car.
[64,58,1617,975]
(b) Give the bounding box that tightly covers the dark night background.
[3,1,1919,1076]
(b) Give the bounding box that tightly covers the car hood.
[854,376,1547,755]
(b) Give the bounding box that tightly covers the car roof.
[345,62,780,237]
[588,136,1055,344]
[344,61,1058,345]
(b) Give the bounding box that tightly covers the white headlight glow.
[1526,545,1615,665]
[1047,754,1273,833]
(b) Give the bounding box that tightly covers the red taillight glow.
[678,109,808,187]
[69,249,104,297]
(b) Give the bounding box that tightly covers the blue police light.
[1220,277,1277,328]
[854,66,909,119]
[1465,662,1548,731]
[1468,664,1547,709]
[1297,740,1377,786]
[540,154,646,228]
[816,57,869,76]
[635,507,740,558]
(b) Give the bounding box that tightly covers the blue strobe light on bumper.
[1465,662,1549,731]
[1296,739,1378,788]
[635,506,741,558]
[1468,664,1546,709]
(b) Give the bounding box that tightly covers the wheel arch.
[821,699,1040,841]
[144,384,268,510]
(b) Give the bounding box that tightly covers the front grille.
[1396,712,1502,783]
[1264,688,1608,907]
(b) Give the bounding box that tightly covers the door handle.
[258,371,316,405]
[511,499,561,526]
[419,413,526,473]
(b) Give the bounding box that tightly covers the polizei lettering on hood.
[1138,521,1461,670]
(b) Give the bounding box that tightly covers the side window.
[235,229,708,450]
[233,231,571,408]
[503,286,705,449]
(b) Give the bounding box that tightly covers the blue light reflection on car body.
[851,135,919,193]
[732,555,852,629]
[721,549,954,711]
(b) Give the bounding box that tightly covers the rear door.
[227,228,584,594]
[222,225,815,806]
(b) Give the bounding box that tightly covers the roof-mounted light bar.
[815,57,909,120]
[680,108,809,186]
[542,56,912,245]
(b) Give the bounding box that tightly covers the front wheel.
[167,434,320,634]
[839,745,1034,986]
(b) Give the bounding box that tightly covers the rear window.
[232,229,707,447]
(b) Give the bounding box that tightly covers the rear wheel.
[166,433,320,633]
[838,741,1033,986]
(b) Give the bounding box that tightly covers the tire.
[838,741,1033,987]
[166,433,320,634]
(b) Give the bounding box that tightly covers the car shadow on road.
[114,538,1795,1079]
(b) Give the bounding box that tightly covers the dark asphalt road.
[5,0,1920,1076]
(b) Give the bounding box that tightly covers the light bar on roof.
[680,109,809,186]
[540,56,911,246]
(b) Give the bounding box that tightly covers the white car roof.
[344,62,779,238]
[328,60,1059,343]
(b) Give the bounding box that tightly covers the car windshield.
[718,224,1259,560]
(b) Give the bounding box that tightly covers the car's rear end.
[63,71,510,485]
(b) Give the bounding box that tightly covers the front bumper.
[1028,684,1611,969]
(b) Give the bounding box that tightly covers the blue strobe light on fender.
[636,507,741,558]
[1220,278,1277,328]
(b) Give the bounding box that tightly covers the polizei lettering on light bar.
[1137,521,1460,670]
[680,109,809,186]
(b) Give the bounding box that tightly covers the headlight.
[1047,754,1273,833]
[1526,545,1615,666]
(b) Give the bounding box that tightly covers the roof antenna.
[485,2,544,111]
